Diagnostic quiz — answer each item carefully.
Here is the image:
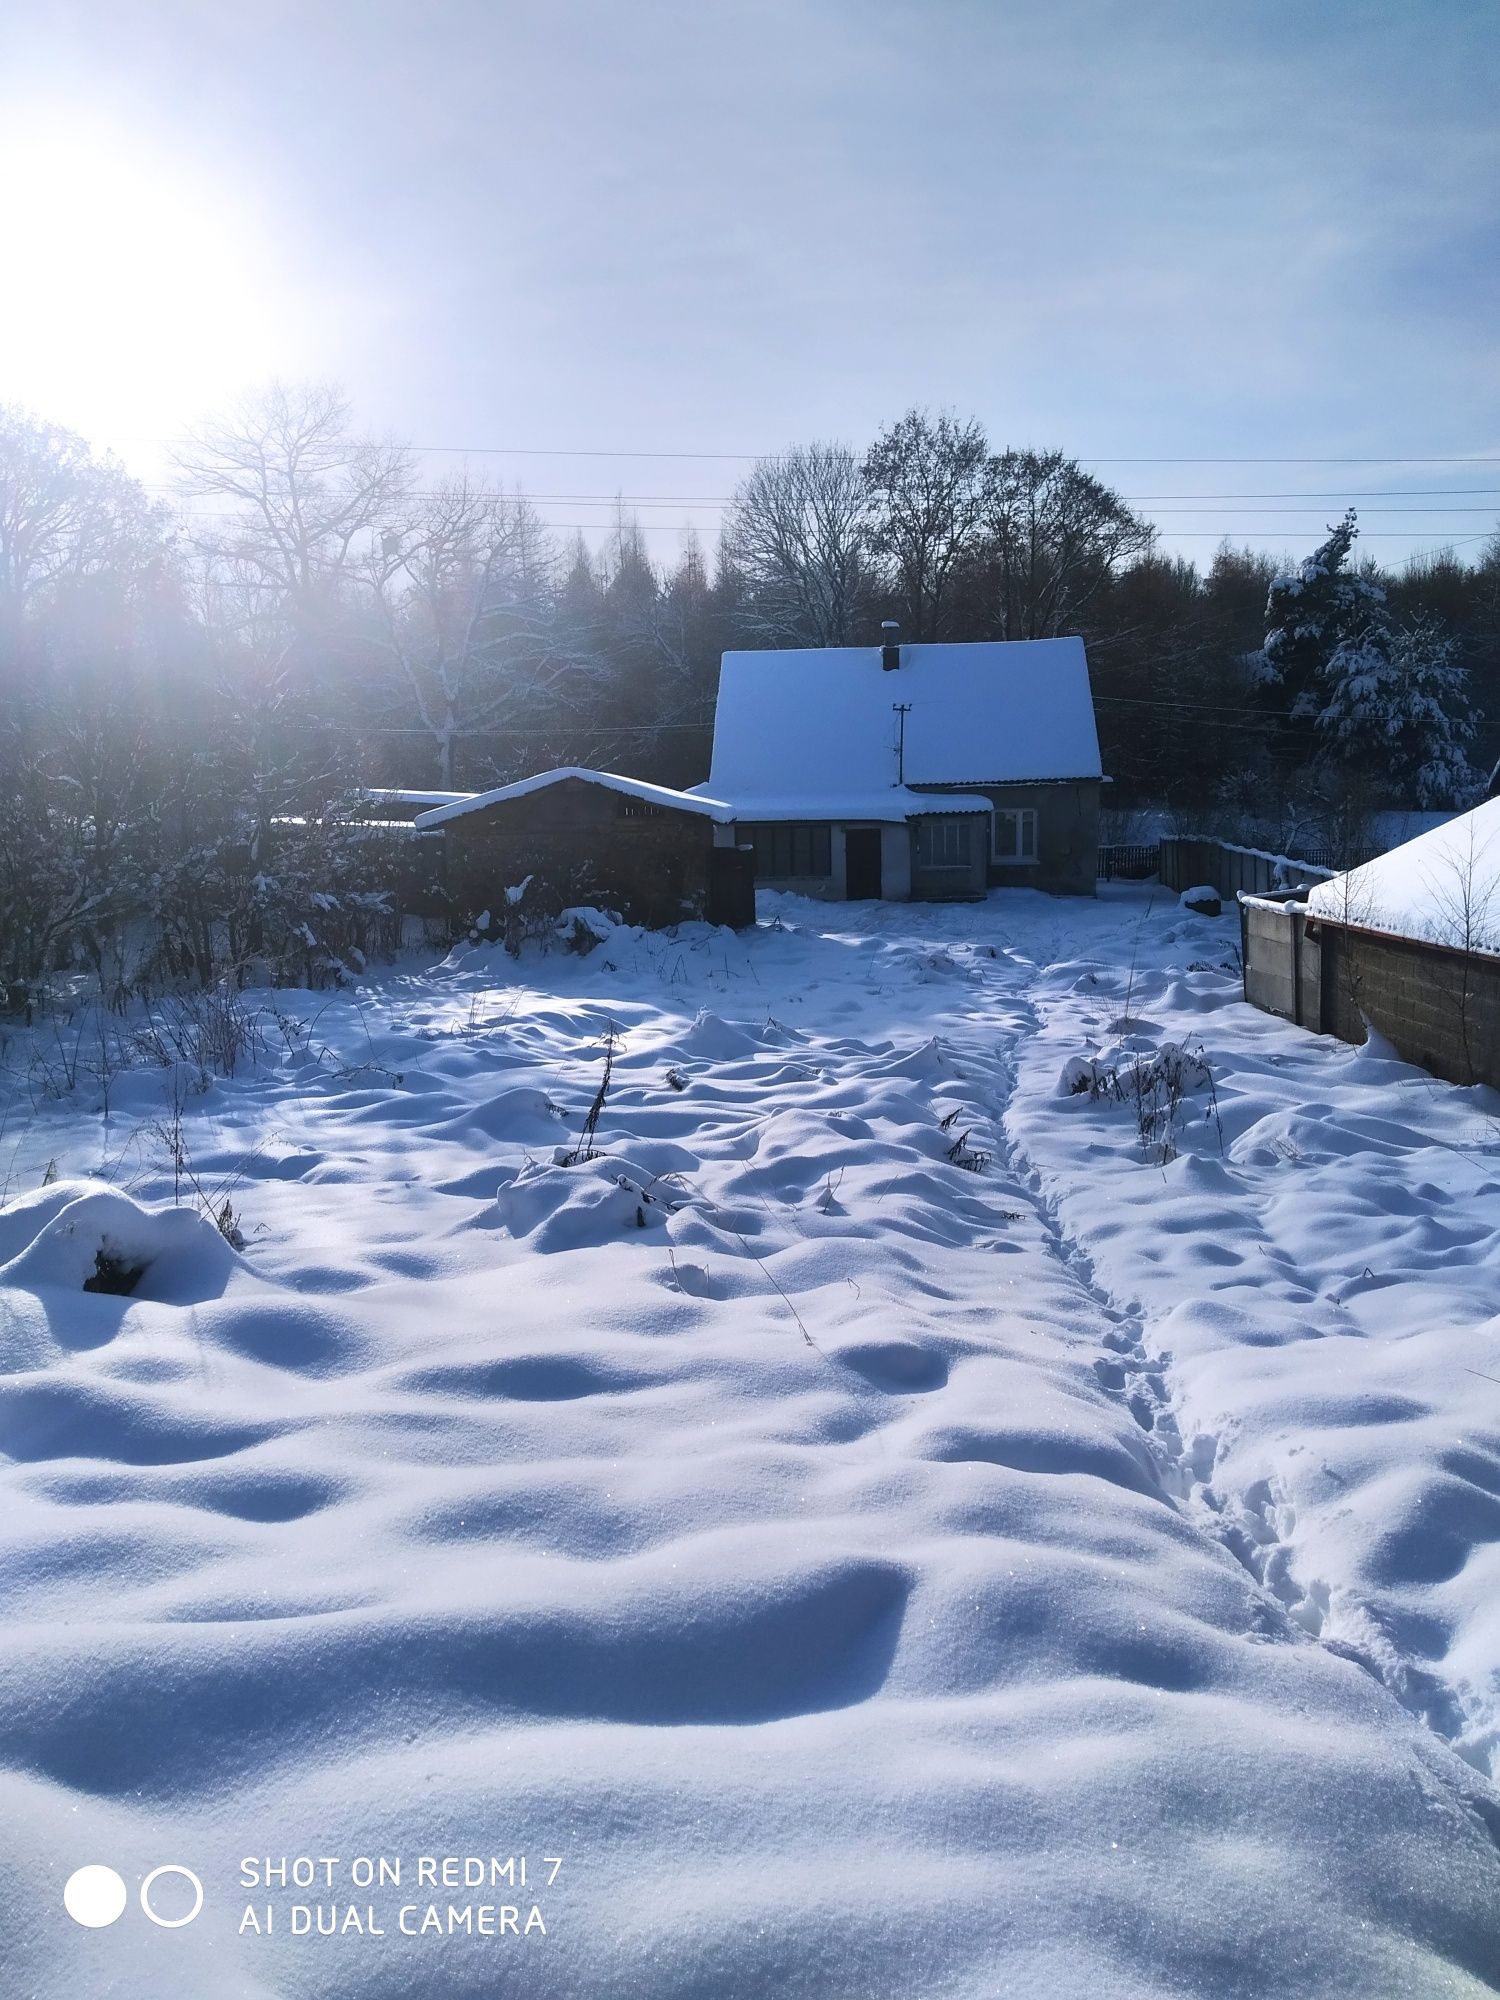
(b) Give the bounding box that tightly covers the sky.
[1,0,1498,569]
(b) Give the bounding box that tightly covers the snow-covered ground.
[2,886,1499,1999]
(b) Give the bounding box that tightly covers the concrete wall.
[1241,895,1500,1089]
[1241,899,1323,1028]
[1318,923,1500,1089]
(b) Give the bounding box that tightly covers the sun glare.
[0,119,287,448]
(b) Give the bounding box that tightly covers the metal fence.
[1097,842,1160,881]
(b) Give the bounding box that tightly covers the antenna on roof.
[892,702,911,785]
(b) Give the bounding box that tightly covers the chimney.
[880,620,901,672]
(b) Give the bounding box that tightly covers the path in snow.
[0,889,1497,1999]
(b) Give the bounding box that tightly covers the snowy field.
[2,885,1499,1999]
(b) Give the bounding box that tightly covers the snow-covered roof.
[1306,796,1500,954]
[701,787,994,823]
[362,788,476,810]
[413,767,736,829]
[706,637,1102,814]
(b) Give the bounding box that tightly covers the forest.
[2,387,1496,998]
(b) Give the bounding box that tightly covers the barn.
[414,768,753,930]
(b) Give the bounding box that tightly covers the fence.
[1097,842,1160,881]
[1157,836,1339,899]
[1240,891,1500,1088]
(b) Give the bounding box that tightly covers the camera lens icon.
[64,1863,204,1929]
[63,1867,128,1929]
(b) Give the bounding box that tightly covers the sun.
[0,116,288,449]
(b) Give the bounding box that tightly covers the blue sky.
[2,0,1497,567]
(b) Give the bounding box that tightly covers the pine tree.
[1260,509,1389,720]
[1316,614,1480,807]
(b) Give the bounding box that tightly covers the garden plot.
[0,888,1497,2000]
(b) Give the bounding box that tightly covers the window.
[744,823,832,878]
[993,807,1038,863]
[915,817,973,869]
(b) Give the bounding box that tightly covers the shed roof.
[363,787,477,811]
[413,767,736,829]
[706,637,1102,815]
[709,788,994,823]
[1306,796,1500,954]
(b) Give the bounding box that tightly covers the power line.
[145,484,1500,503]
[126,437,1500,467]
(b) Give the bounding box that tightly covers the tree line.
[2,387,1496,998]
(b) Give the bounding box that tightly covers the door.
[707,847,756,928]
[844,827,883,900]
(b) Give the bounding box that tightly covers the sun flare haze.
[0,116,287,447]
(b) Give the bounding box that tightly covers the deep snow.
[1,886,1498,1999]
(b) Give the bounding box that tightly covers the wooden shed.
[414,768,754,930]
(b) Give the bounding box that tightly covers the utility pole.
[892,703,912,786]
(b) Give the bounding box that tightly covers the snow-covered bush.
[1060,1041,1218,1164]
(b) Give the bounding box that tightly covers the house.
[414,768,753,930]
[1240,796,1500,1088]
[699,625,1104,899]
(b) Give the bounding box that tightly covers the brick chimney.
[880,620,901,671]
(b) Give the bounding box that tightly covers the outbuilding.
[414,768,753,930]
[1240,797,1500,1088]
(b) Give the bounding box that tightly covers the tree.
[0,405,171,646]
[1316,613,1480,807]
[173,380,412,665]
[861,410,989,640]
[1259,510,1387,717]
[364,478,575,789]
[969,449,1155,641]
[721,442,869,645]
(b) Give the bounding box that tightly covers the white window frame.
[992,807,1038,864]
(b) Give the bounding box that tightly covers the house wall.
[908,817,988,901]
[914,781,1100,895]
[736,821,911,901]
[443,779,715,929]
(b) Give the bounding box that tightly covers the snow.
[707,639,1103,814]
[1307,795,1500,951]
[690,787,993,822]
[2,889,1499,1997]
[361,788,477,811]
[415,768,736,829]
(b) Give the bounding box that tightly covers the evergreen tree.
[1316,614,1480,807]
[1260,510,1387,720]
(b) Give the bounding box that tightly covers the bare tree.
[365,478,593,787]
[1424,816,1499,1084]
[173,381,412,655]
[861,409,990,640]
[721,442,869,645]
[977,449,1155,640]
[0,406,170,639]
